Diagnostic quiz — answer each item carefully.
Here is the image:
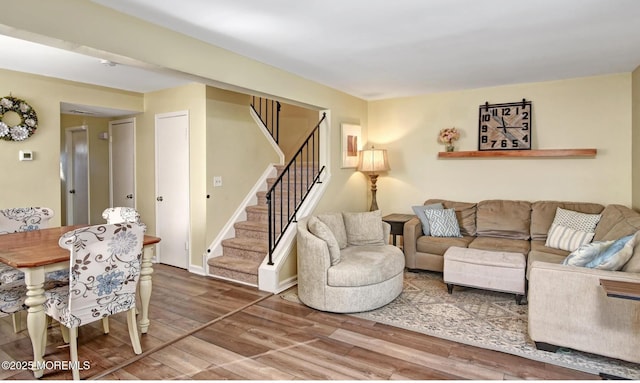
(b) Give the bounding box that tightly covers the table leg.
[138,244,154,334]
[22,267,46,378]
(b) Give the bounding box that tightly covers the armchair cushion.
[308,216,341,265]
[317,212,348,249]
[328,245,405,287]
[343,210,385,246]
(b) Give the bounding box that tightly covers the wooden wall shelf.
[438,148,597,158]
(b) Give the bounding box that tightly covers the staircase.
[207,164,314,285]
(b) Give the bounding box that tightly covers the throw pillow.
[545,224,595,252]
[411,202,444,236]
[307,216,341,266]
[552,207,601,232]
[585,232,638,270]
[342,210,385,246]
[563,240,615,267]
[424,208,462,238]
[316,212,348,249]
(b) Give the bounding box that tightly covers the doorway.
[63,126,89,225]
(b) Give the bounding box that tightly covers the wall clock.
[478,99,532,151]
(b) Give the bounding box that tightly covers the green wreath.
[0,96,38,141]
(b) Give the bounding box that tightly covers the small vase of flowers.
[438,127,460,152]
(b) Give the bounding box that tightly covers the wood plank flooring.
[0,264,599,380]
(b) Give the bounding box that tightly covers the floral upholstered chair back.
[0,207,54,234]
[102,207,146,232]
[0,207,54,284]
[51,223,145,327]
[102,207,141,224]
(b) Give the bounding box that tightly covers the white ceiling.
[1,0,639,115]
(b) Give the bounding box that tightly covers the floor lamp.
[357,147,390,211]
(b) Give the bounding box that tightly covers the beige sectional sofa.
[404,199,640,364]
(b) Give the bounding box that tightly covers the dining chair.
[43,222,145,380]
[0,207,67,332]
[102,207,144,225]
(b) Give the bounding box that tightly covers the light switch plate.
[19,150,33,161]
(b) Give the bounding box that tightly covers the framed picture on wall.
[341,123,362,168]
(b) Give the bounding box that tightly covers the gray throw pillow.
[342,210,385,246]
[412,203,444,236]
[308,216,341,265]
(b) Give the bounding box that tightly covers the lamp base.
[369,174,379,211]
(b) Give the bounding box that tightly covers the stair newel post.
[267,190,274,265]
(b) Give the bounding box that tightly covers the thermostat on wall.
[19,150,33,161]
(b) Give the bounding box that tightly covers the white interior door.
[155,111,190,269]
[109,118,136,208]
[65,126,89,225]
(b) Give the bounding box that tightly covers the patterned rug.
[282,270,640,379]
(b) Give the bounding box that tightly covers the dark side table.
[382,213,415,247]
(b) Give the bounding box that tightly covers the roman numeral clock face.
[478,101,532,150]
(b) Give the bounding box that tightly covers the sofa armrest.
[403,217,422,268]
[528,261,640,363]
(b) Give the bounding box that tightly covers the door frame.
[154,110,191,268]
[108,117,136,208]
[63,125,90,225]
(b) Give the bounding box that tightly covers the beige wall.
[278,103,322,161]
[60,114,114,225]
[205,87,280,245]
[138,83,207,266]
[369,74,633,212]
[0,69,143,226]
[632,65,640,210]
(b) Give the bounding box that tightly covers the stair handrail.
[266,112,327,265]
[251,96,281,143]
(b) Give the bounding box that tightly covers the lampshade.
[357,148,390,174]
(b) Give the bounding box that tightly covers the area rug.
[282,270,640,379]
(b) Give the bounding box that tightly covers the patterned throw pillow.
[545,224,594,252]
[563,240,615,267]
[411,203,443,236]
[585,232,637,270]
[424,208,462,237]
[552,207,601,232]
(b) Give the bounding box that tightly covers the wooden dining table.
[0,225,161,378]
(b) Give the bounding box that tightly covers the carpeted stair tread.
[234,220,269,232]
[208,257,259,285]
[222,237,267,252]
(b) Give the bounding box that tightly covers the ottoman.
[443,246,525,304]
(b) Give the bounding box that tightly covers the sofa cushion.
[476,200,531,240]
[317,212,348,249]
[530,239,571,256]
[585,232,638,270]
[545,224,595,252]
[328,245,405,287]
[343,210,385,246]
[425,199,477,236]
[530,201,604,241]
[308,216,341,266]
[412,203,443,236]
[526,249,567,279]
[468,236,530,255]
[416,235,475,255]
[424,208,462,237]
[594,204,640,241]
